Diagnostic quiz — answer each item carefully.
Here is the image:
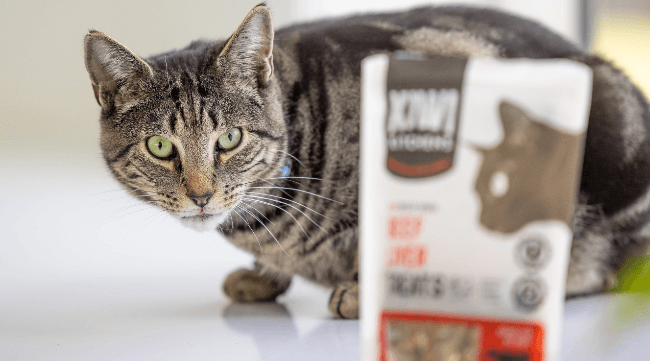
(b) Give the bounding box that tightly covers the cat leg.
[223,261,292,303]
[566,226,650,297]
[328,255,359,319]
[565,229,617,297]
[567,191,650,297]
[328,281,359,319]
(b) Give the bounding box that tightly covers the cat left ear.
[215,5,274,85]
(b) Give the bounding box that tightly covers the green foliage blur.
[611,255,650,324]
[614,255,650,294]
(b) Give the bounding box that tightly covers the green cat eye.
[217,128,242,150]
[147,136,174,158]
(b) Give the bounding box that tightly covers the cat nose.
[187,191,214,208]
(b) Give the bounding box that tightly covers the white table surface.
[2,158,649,361]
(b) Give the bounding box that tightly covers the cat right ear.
[83,31,153,109]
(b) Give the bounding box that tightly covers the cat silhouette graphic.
[474,101,584,234]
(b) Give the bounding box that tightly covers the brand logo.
[386,88,460,177]
[385,56,466,178]
[387,88,459,152]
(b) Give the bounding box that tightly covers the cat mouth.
[179,211,227,232]
[183,213,216,221]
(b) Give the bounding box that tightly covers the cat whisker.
[243,192,332,224]
[238,177,286,188]
[115,190,162,203]
[236,205,294,261]
[164,52,172,98]
[276,149,305,168]
[248,176,331,193]
[240,200,276,227]
[281,179,306,188]
[85,188,129,197]
[86,188,158,201]
[84,193,155,211]
[239,176,328,189]
[264,176,329,182]
[232,208,264,256]
[214,213,235,233]
[80,195,138,213]
[266,176,333,189]
[91,204,156,233]
[98,202,152,218]
[242,196,314,238]
[131,209,168,239]
[258,178,294,199]
[247,186,344,205]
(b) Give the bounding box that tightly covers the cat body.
[84,5,650,318]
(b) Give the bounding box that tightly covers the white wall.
[268,0,582,46]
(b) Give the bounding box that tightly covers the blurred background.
[1,1,649,360]
[1,0,649,171]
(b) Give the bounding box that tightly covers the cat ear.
[215,5,274,85]
[498,101,532,146]
[84,31,153,109]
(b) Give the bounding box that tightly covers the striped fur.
[85,5,650,318]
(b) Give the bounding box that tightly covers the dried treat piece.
[386,321,479,361]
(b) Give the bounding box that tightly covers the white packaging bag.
[360,53,592,361]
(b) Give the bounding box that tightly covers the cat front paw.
[223,268,291,303]
[328,281,359,319]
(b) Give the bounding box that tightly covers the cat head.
[473,101,582,234]
[84,5,286,232]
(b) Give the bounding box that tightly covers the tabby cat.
[84,4,650,318]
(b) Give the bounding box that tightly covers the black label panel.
[386,55,468,178]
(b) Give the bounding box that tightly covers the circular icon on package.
[512,277,546,313]
[515,235,551,271]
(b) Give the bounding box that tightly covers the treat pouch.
[360,54,592,361]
